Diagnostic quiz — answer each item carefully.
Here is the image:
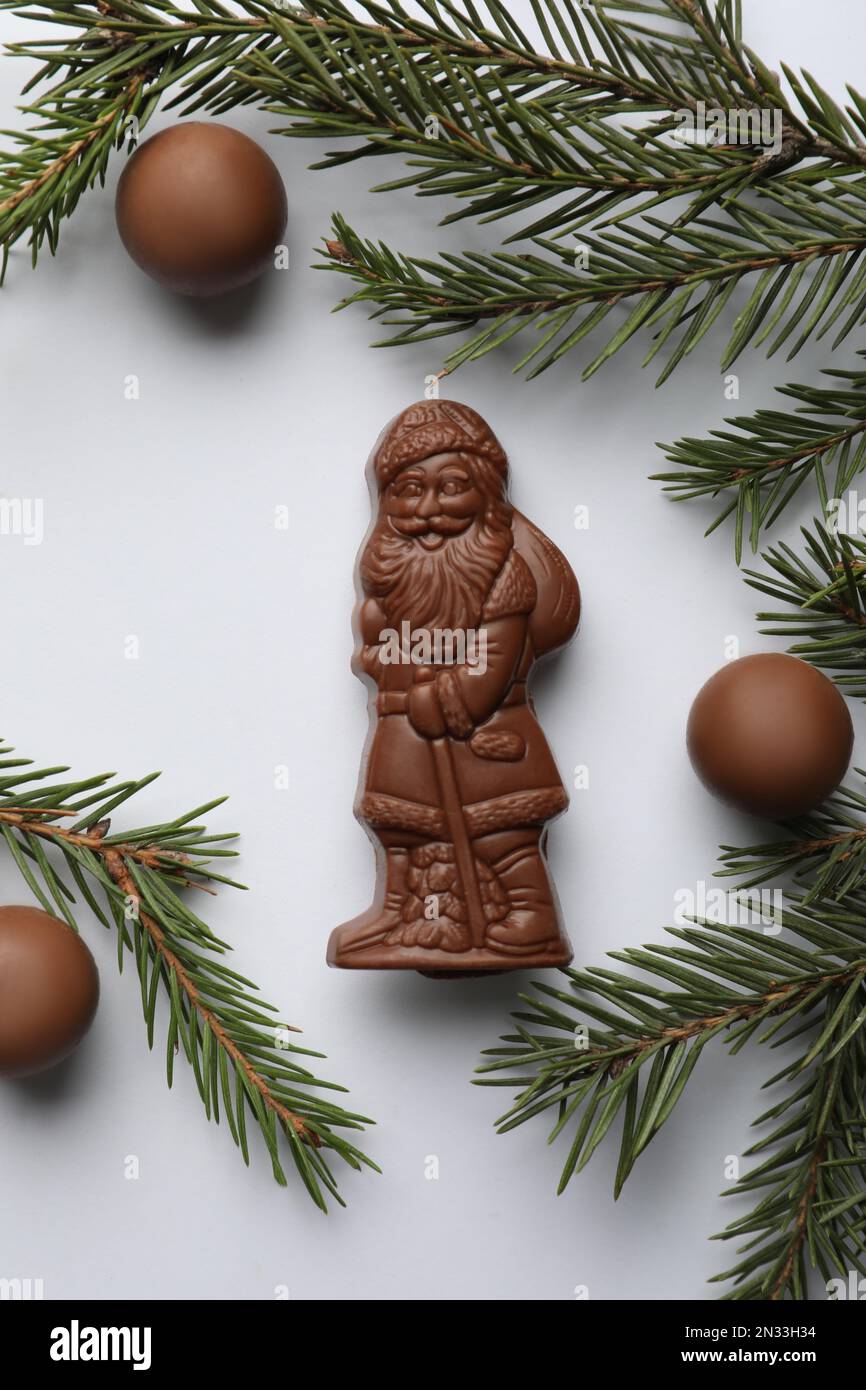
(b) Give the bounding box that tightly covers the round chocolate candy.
[115,121,288,296]
[0,906,100,1077]
[687,652,854,821]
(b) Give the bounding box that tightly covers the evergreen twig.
[0,738,377,1211]
[7,1,866,523]
[476,894,866,1297]
[322,194,866,384]
[655,358,866,562]
[716,776,866,904]
[746,518,866,695]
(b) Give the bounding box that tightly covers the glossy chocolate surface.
[328,401,580,974]
[0,906,100,1076]
[687,652,853,820]
[116,122,287,297]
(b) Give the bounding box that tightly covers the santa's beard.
[360,515,513,631]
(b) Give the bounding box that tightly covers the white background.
[1,1,863,1301]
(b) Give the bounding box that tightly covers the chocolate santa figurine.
[327,401,580,974]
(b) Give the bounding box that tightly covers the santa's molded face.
[385,452,483,551]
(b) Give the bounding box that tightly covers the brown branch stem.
[326,236,866,321]
[101,847,316,1145]
[565,962,866,1083]
[789,825,866,856]
[732,417,866,481]
[0,75,143,219]
[0,796,316,1144]
[770,1137,827,1299]
[0,805,186,872]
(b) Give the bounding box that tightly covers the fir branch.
[745,519,866,695]
[0,71,146,275]
[711,958,866,1299]
[0,738,377,1211]
[3,0,865,1284]
[654,357,866,562]
[321,190,866,382]
[250,0,828,235]
[476,895,866,1297]
[716,776,866,905]
[5,1,866,273]
[6,0,866,403]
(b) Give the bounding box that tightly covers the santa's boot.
[332,847,411,956]
[483,831,571,963]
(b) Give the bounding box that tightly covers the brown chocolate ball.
[115,122,288,296]
[0,907,100,1077]
[687,653,854,821]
